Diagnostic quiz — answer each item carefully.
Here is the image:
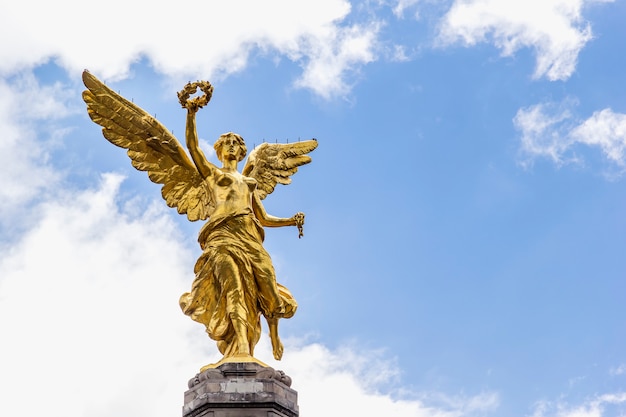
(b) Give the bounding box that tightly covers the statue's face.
[218,137,244,162]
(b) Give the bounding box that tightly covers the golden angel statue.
[82,70,317,367]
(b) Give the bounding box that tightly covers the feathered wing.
[242,139,318,199]
[82,70,214,221]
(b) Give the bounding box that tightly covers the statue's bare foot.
[272,336,284,360]
[267,317,283,360]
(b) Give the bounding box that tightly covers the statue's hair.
[214,132,247,162]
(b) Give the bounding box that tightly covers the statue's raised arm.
[82,71,318,369]
[178,81,218,180]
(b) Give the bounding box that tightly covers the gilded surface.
[82,70,317,368]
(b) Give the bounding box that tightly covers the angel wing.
[82,70,214,221]
[242,140,318,200]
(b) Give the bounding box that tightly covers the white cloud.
[393,0,423,19]
[529,392,626,417]
[0,173,203,417]
[437,0,611,81]
[514,100,578,166]
[570,109,626,166]
[0,0,379,98]
[252,339,499,417]
[0,72,75,223]
[610,364,626,376]
[514,100,626,174]
[391,44,411,62]
[293,23,379,99]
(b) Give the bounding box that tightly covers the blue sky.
[1,1,625,416]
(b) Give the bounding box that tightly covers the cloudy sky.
[1,1,626,416]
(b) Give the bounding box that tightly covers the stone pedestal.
[182,362,298,417]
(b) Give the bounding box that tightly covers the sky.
[0,1,625,416]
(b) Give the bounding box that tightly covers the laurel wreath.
[294,212,305,238]
[177,81,214,109]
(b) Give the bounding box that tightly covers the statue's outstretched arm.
[252,192,302,228]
